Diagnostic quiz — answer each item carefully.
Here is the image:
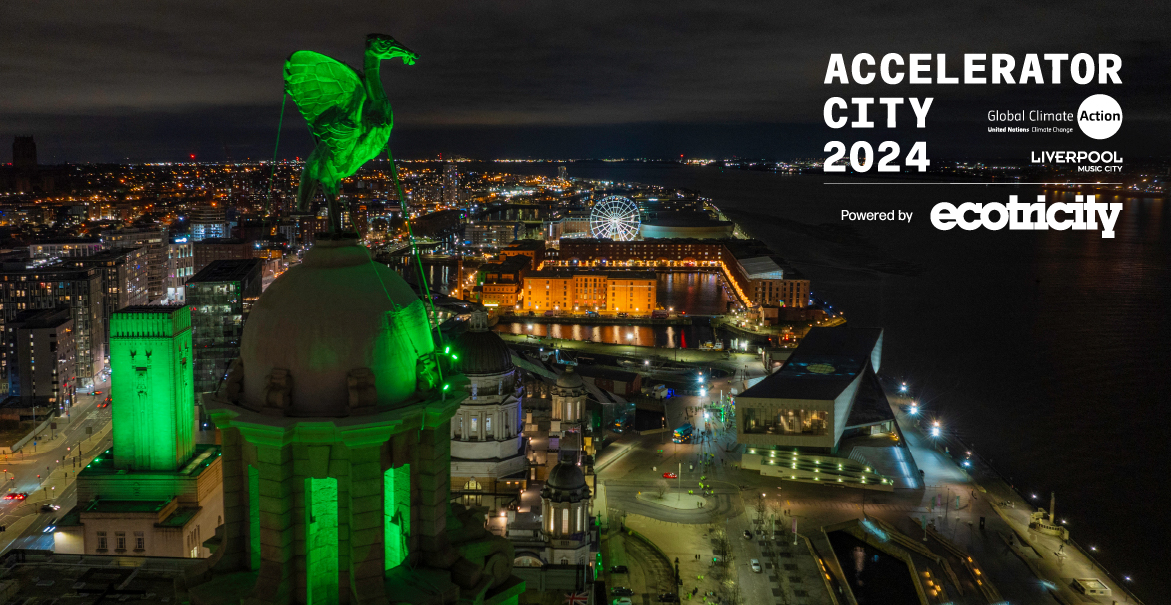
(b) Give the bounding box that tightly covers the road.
[1,378,112,554]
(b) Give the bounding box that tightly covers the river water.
[461,161,1168,600]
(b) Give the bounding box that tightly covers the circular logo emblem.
[1077,94,1122,140]
[807,363,836,374]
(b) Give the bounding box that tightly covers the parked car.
[613,598,634,605]
[611,587,634,596]
[40,503,60,512]
[610,565,629,574]
[750,559,762,573]
[662,472,678,479]
[742,530,752,539]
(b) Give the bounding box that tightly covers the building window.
[135,532,145,551]
[116,532,126,551]
[561,508,569,535]
[97,532,107,551]
[470,416,478,434]
[485,416,492,435]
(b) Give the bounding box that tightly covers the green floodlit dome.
[240,237,433,415]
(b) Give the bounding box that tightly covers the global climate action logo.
[1077,94,1122,140]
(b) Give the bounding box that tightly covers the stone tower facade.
[181,238,522,605]
[109,305,195,470]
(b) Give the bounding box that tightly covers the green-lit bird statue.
[284,34,417,233]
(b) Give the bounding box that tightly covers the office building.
[186,259,261,410]
[190,203,231,241]
[193,238,252,274]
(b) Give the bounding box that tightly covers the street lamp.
[930,421,941,438]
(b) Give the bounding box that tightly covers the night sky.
[2,1,1169,162]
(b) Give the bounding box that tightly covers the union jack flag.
[564,591,589,605]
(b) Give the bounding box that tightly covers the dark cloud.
[2,1,1169,161]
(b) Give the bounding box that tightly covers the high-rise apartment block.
[103,226,169,301]
[0,266,105,389]
[443,162,460,205]
[4,307,76,405]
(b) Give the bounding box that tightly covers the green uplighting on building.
[109,306,195,471]
[384,464,411,571]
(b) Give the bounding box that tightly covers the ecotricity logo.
[931,194,1123,239]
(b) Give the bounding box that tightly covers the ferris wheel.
[590,196,641,241]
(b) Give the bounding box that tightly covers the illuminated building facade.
[522,271,656,314]
[54,305,225,559]
[64,247,150,351]
[557,238,810,309]
[0,266,105,389]
[104,226,169,300]
[472,256,529,309]
[167,236,195,302]
[737,327,883,452]
[5,307,75,405]
[188,238,522,605]
[450,312,526,511]
[443,162,460,205]
[28,238,104,259]
[190,203,231,241]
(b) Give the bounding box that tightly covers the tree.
[656,479,670,499]
[754,494,768,528]
[720,579,744,605]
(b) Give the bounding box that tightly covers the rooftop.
[738,256,786,280]
[188,258,261,284]
[79,443,222,479]
[739,327,883,401]
[524,270,656,280]
[114,304,185,315]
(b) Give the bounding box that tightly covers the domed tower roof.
[556,365,584,389]
[454,311,514,376]
[541,461,590,503]
[239,237,434,416]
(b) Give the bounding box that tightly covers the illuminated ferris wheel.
[590,196,641,241]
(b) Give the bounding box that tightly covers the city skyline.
[4,2,1171,162]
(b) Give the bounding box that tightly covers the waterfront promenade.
[587,369,1144,604]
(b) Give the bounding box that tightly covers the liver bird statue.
[284,34,417,233]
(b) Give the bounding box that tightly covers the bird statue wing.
[284,50,364,141]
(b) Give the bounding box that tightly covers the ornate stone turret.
[182,238,523,605]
